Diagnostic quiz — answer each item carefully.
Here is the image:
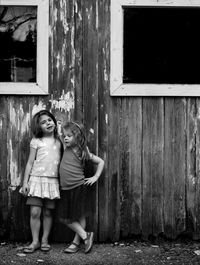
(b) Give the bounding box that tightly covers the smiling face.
[39,114,56,136]
[63,128,76,147]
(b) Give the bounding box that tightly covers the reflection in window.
[0,6,37,82]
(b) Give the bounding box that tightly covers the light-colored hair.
[62,121,89,162]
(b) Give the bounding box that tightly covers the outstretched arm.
[84,152,104,186]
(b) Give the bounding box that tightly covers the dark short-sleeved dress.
[57,147,95,223]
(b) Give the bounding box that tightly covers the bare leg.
[41,208,53,244]
[63,218,87,252]
[69,216,86,250]
[29,206,41,246]
[67,220,87,241]
[65,217,94,253]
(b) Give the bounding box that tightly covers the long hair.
[62,121,89,162]
[31,110,58,138]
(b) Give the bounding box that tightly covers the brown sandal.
[84,232,94,253]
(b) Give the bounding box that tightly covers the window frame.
[110,0,200,96]
[0,0,49,95]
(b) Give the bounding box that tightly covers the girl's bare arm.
[22,147,36,194]
[84,152,105,186]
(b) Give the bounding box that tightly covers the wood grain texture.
[1,0,200,242]
[97,0,110,242]
[142,98,164,238]
[82,0,99,239]
[164,98,186,238]
[0,97,9,238]
[187,99,200,239]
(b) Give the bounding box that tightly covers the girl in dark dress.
[58,121,104,254]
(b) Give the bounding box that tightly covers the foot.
[84,232,94,253]
[23,242,40,253]
[41,242,51,252]
[64,242,80,254]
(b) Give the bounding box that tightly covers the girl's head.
[62,121,88,160]
[31,110,58,138]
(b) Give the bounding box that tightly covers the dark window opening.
[0,6,37,82]
[123,6,200,84]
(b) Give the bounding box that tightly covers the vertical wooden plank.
[194,99,200,238]
[49,0,76,242]
[7,97,20,240]
[120,98,142,237]
[164,98,186,238]
[187,98,200,239]
[7,97,33,240]
[187,98,196,238]
[119,99,129,237]
[82,0,99,239]
[0,97,9,238]
[129,98,142,235]
[74,0,83,121]
[97,0,110,241]
[107,98,121,241]
[16,97,32,241]
[142,98,164,238]
[49,0,75,122]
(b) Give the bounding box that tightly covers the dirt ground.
[1,239,200,265]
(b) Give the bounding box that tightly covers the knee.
[43,208,52,218]
[30,207,41,219]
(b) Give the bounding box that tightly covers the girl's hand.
[21,183,30,196]
[84,175,98,186]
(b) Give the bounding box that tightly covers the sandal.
[41,242,51,252]
[23,242,40,253]
[64,242,80,254]
[84,232,94,253]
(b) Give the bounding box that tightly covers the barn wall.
[0,0,200,242]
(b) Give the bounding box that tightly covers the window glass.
[0,6,37,82]
[123,7,200,84]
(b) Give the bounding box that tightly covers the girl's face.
[39,114,56,135]
[63,128,76,147]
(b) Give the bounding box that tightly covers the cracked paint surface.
[49,91,74,113]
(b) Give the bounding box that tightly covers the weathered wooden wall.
[1,0,200,243]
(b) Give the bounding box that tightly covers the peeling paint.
[104,68,108,82]
[49,91,74,113]
[71,26,75,67]
[9,139,21,188]
[96,1,98,29]
[19,104,30,135]
[9,104,17,130]
[188,174,196,186]
[197,106,200,120]
[32,102,46,116]
[71,77,75,87]
[105,114,108,124]
[61,42,67,70]
[53,7,58,23]
[60,0,69,34]
[57,120,63,136]
[56,53,61,72]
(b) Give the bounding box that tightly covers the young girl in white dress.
[21,110,62,253]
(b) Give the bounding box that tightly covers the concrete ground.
[1,239,200,264]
